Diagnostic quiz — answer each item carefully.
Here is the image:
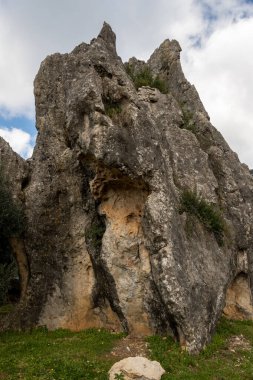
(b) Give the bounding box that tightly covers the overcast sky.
[0,0,253,167]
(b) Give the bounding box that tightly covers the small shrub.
[0,261,18,305]
[125,64,168,94]
[179,189,226,246]
[85,222,106,249]
[152,76,168,94]
[0,167,24,306]
[104,98,122,119]
[0,167,25,238]
[133,67,154,89]
[180,109,197,134]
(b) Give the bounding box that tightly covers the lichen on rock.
[1,22,253,353]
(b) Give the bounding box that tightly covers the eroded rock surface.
[108,356,165,380]
[1,22,253,352]
[0,138,30,300]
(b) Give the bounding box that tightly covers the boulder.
[108,356,165,380]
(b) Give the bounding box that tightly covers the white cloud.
[0,11,35,119]
[183,15,253,167]
[0,127,33,159]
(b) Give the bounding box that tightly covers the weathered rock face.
[0,137,28,200]
[1,23,253,352]
[0,138,30,298]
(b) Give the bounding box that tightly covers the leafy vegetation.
[0,262,18,305]
[180,109,197,134]
[148,318,253,380]
[125,64,168,94]
[0,166,24,238]
[179,189,226,245]
[0,167,24,306]
[0,319,253,379]
[85,221,106,249]
[114,373,125,380]
[104,98,122,119]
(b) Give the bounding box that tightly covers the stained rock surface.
[108,356,165,380]
[1,23,253,352]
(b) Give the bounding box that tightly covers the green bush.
[132,67,154,89]
[0,261,18,305]
[152,76,168,94]
[180,109,197,134]
[85,222,106,249]
[103,98,122,119]
[126,64,168,94]
[0,167,24,306]
[179,189,226,246]
[0,167,24,238]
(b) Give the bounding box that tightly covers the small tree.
[0,168,24,238]
[0,166,24,305]
[0,262,18,305]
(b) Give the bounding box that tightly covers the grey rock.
[1,23,253,353]
[0,137,29,201]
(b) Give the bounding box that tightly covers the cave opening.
[223,272,253,320]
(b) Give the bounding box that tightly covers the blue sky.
[0,116,35,136]
[1,0,253,167]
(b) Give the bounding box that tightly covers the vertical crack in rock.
[85,211,129,333]
[146,279,181,341]
[9,237,30,300]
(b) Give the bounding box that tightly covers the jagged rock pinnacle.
[97,21,116,54]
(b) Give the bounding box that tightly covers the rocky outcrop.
[1,23,253,353]
[0,137,28,200]
[0,138,30,299]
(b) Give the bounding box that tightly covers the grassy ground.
[148,318,253,380]
[0,328,123,380]
[0,318,253,379]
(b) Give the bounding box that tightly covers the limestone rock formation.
[0,138,30,299]
[1,22,253,353]
[0,137,28,200]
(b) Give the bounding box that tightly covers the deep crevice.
[147,279,180,342]
[94,64,113,78]
[85,213,129,333]
[21,175,31,191]
[0,235,30,309]
[0,237,20,305]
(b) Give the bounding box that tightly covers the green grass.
[180,109,197,134]
[103,99,122,119]
[0,328,123,380]
[148,318,253,380]
[0,319,253,379]
[179,189,226,246]
[125,64,168,94]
